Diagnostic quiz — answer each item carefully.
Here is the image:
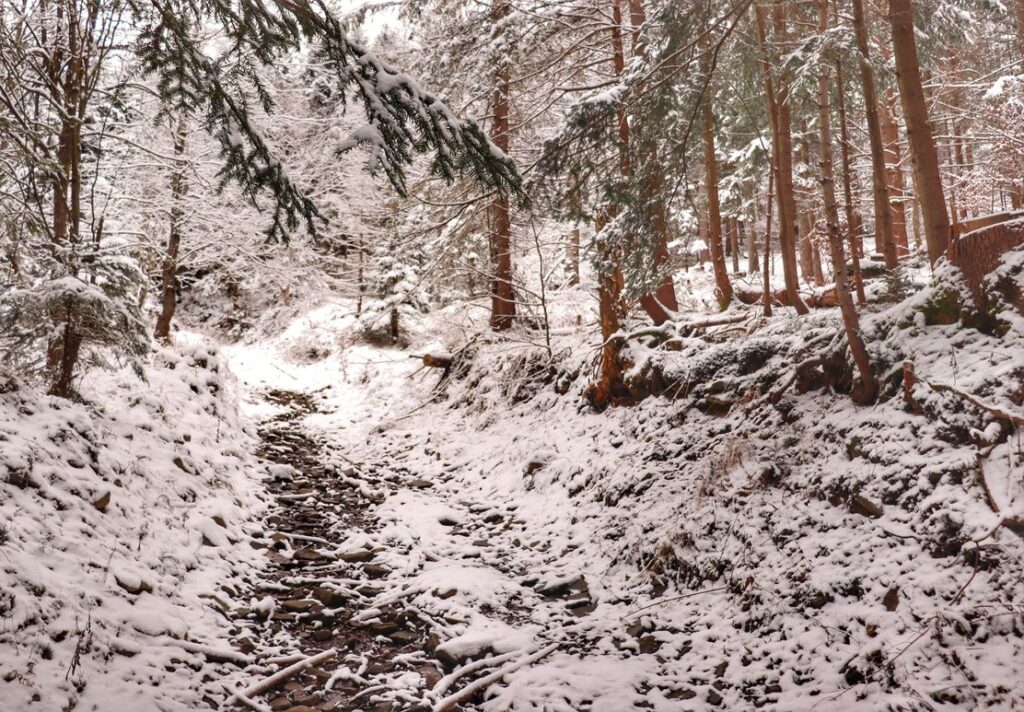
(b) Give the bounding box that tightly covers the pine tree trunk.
[702,78,734,309]
[851,0,898,268]
[757,3,807,313]
[744,219,759,274]
[888,0,950,264]
[488,0,516,331]
[47,1,85,398]
[834,49,867,304]
[628,0,678,325]
[762,167,774,317]
[591,208,626,409]
[155,116,187,342]
[881,90,910,257]
[816,0,876,403]
[730,217,741,274]
[1016,0,1024,56]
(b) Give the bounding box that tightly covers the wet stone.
[339,549,375,563]
[282,599,316,612]
[312,587,346,608]
[363,564,390,579]
[389,630,419,645]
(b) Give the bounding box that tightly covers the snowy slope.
[0,343,268,711]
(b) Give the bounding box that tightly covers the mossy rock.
[921,288,963,326]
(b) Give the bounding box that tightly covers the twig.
[925,379,1024,426]
[621,585,730,619]
[231,647,337,702]
[431,649,523,698]
[431,643,560,712]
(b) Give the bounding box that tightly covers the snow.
[0,341,268,710]
[212,255,1024,710]
[5,245,1024,710]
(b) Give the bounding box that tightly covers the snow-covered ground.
[3,250,1022,711]
[0,341,270,711]
[216,254,1024,711]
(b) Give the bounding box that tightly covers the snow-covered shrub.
[0,242,149,394]
[359,253,429,345]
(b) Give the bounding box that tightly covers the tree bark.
[590,208,627,409]
[702,69,734,309]
[763,167,774,317]
[851,0,898,268]
[757,3,807,313]
[888,0,950,264]
[881,90,910,257]
[816,0,877,403]
[730,217,741,274]
[630,0,678,325]
[488,0,516,331]
[743,220,759,274]
[46,0,87,398]
[155,115,187,342]
[834,47,867,304]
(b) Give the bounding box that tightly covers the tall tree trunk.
[851,0,898,268]
[590,208,627,409]
[590,0,632,408]
[888,0,950,264]
[630,0,678,324]
[488,0,516,331]
[834,47,867,304]
[155,116,187,342]
[1016,0,1024,56]
[762,167,774,317]
[744,219,759,274]
[47,0,86,398]
[881,90,910,257]
[730,217,741,274]
[816,0,877,403]
[702,66,734,309]
[757,3,808,313]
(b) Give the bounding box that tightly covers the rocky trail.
[226,388,603,712]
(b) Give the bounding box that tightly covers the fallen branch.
[231,647,337,703]
[925,379,1024,426]
[431,649,523,699]
[621,585,730,619]
[176,639,253,667]
[431,643,559,712]
[276,531,333,547]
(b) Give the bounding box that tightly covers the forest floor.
[215,280,1024,712]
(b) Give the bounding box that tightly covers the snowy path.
[231,383,615,711]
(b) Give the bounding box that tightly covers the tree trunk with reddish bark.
[755,3,806,313]
[155,116,188,342]
[851,0,898,268]
[834,47,867,304]
[881,90,910,257]
[888,0,951,264]
[488,0,517,331]
[816,0,877,403]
